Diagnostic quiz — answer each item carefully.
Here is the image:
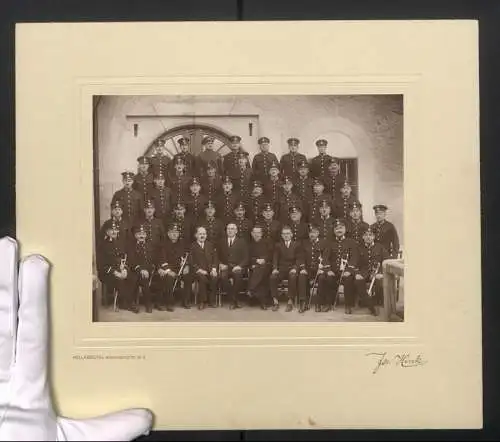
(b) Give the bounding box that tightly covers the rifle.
[307,254,323,310]
[367,262,381,297]
[332,252,349,310]
[113,253,127,312]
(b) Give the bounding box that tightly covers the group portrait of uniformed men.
[96,134,400,316]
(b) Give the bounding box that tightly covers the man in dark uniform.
[263,161,281,211]
[307,178,333,223]
[149,170,171,225]
[149,139,171,177]
[298,224,332,313]
[172,136,196,177]
[260,203,281,243]
[346,201,369,245]
[288,206,309,243]
[200,161,221,204]
[218,223,249,309]
[324,158,346,201]
[247,181,266,225]
[231,202,251,242]
[280,138,307,179]
[277,176,302,225]
[168,157,190,207]
[128,224,158,313]
[185,177,207,224]
[99,200,131,248]
[371,204,400,259]
[329,219,360,314]
[252,136,279,182]
[294,160,314,203]
[96,221,136,312]
[156,223,192,311]
[189,226,219,310]
[133,156,154,201]
[315,200,335,242]
[199,201,224,244]
[111,171,143,224]
[247,225,273,310]
[334,182,358,221]
[138,199,165,247]
[223,135,248,180]
[355,227,387,311]
[234,152,252,201]
[196,136,223,175]
[166,203,193,248]
[270,226,303,312]
[310,139,333,180]
[216,176,238,223]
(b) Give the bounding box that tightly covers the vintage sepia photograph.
[92,94,404,323]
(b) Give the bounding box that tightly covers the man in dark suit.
[189,226,219,310]
[279,138,307,180]
[247,225,273,310]
[310,139,333,180]
[218,223,249,309]
[270,226,304,312]
[111,171,144,225]
[371,204,400,259]
[252,136,279,182]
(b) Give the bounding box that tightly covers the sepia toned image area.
[92,95,404,323]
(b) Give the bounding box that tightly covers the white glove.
[0,237,153,441]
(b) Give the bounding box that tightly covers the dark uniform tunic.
[128,239,158,310]
[199,216,225,244]
[298,238,331,304]
[260,219,281,243]
[196,150,223,175]
[139,216,165,247]
[111,188,143,224]
[346,219,370,245]
[277,191,302,224]
[310,153,333,179]
[280,152,307,179]
[185,193,207,223]
[252,151,279,182]
[99,217,131,247]
[334,195,357,221]
[263,177,281,210]
[168,173,190,207]
[356,242,389,306]
[289,221,309,243]
[307,193,333,223]
[133,171,154,200]
[216,192,238,223]
[330,235,360,308]
[324,171,346,201]
[315,216,336,242]
[172,152,196,177]
[223,150,245,180]
[293,176,314,203]
[234,168,253,200]
[370,220,400,259]
[165,215,193,248]
[149,186,171,222]
[247,195,266,224]
[149,154,171,177]
[200,176,221,203]
[231,216,252,242]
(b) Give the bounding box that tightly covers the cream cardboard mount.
[15,20,481,430]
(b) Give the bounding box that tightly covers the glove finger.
[57,408,153,441]
[0,237,18,379]
[12,254,51,409]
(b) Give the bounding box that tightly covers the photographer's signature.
[365,351,427,374]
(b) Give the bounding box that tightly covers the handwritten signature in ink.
[365,352,427,374]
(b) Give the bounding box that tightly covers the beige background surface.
[15,20,481,429]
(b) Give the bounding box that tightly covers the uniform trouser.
[354,276,378,309]
[194,272,218,305]
[102,275,131,308]
[220,266,244,304]
[298,271,331,303]
[331,272,355,307]
[157,273,192,305]
[270,269,297,301]
[248,264,271,302]
[129,272,152,308]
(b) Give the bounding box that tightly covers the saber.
[114,253,127,312]
[307,254,323,310]
[172,252,189,293]
[332,252,349,310]
[367,262,381,297]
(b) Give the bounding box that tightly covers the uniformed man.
[172,136,196,177]
[298,224,332,313]
[111,171,143,224]
[156,223,192,311]
[149,171,171,225]
[310,139,333,180]
[334,182,357,220]
[288,206,309,243]
[231,202,252,242]
[149,139,171,177]
[277,176,302,224]
[234,152,252,200]
[247,181,266,224]
[324,158,346,201]
[96,220,136,312]
[168,157,190,207]
[371,204,400,259]
[199,201,224,244]
[307,178,333,223]
[315,200,336,242]
[329,219,360,314]
[216,176,238,223]
[355,227,387,311]
[247,225,273,310]
[185,177,207,223]
[128,224,158,313]
[263,161,281,210]
[200,161,222,204]
[279,137,307,179]
[270,226,303,312]
[223,135,248,180]
[252,136,279,182]
[196,135,223,175]
[293,160,314,203]
[99,199,131,248]
[165,203,193,248]
[346,201,369,245]
[218,223,249,309]
[138,199,165,247]
[260,203,281,243]
[133,156,154,200]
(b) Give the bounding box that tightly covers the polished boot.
[272,298,280,311]
[298,300,306,313]
[285,301,293,312]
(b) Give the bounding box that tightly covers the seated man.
[218,223,249,309]
[156,223,192,311]
[355,227,388,310]
[298,224,332,313]
[189,226,219,310]
[270,226,303,312]
[247,225,273,310]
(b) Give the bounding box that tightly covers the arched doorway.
[143,124,233,158]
